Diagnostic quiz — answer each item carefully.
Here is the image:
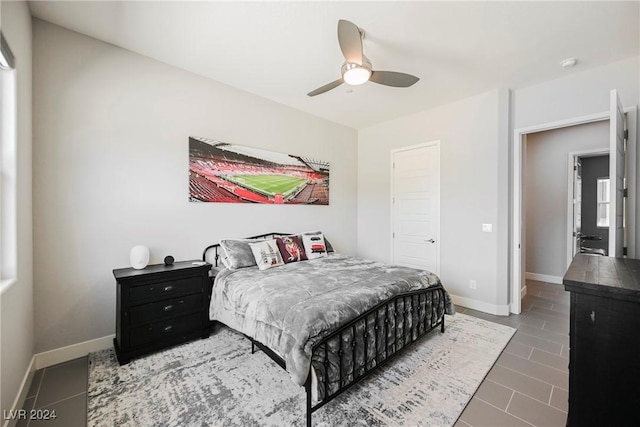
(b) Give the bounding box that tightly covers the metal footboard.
[303,285,446,426]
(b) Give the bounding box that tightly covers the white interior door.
[609,89,626,257]
[391,142,440,274]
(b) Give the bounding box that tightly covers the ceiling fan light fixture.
[307,20,419,96]
[343,67,371,85]
[342,61,371,85]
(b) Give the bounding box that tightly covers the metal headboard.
[202,232,292,266]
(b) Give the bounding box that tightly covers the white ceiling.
[28,1,640,130]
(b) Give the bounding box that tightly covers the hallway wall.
[525,121,609,279]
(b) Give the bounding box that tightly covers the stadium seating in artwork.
[188,137,330,205]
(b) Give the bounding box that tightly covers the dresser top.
[563,254,640,301]
[113,260,210,280]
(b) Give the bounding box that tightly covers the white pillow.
[301,233,327,260]
[249,239,284,270]
[220,238,265,269]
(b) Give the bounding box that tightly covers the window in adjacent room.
[596,177,610,228]
[0,31,16,293]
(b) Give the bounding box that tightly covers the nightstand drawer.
[129,276,202,304]
[130,313,201,348]
[130,294,202,326]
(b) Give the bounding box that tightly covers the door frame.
[512,112,609,314]
[512,107,637,314]
[390,140,441,275]
[565,148,609,268]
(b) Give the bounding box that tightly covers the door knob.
[425,239,436,243]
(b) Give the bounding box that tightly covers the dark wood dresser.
[563,254,640,426]
[113,260,212,365]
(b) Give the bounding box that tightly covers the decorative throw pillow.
[299,231,334,253]
[219,239,265,269]
[301,232,327,260]
[276,235,307,263]
[249,239,284,270]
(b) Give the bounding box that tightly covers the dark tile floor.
[16,279,568,427]
[457,280,569,427]
[16,357,87,427]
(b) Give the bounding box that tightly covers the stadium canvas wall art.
[189,137,330,205]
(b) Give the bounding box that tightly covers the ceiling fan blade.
[370,71,420,88]
[337,19,363,65]
[307,78,344,97]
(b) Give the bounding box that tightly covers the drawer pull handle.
[163,286,174,292]
[163,325,173,332]
[163,305,173,311]
[590,310,596,323]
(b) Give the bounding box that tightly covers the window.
[596,178,610,228]
[0,32,16,293]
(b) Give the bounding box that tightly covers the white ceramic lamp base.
[130,245,150,269]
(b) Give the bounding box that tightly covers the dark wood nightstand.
[113,260,212,365]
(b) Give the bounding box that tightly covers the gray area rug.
[88,314,515,426]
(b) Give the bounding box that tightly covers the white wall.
[0,0,33,415]
[514,57,639,129]
[358,89,511,315]
[525,121,609,279]
[32,20,358,353]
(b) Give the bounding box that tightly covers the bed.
[203,232,454,426]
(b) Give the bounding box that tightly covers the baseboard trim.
[521,285,527,298]
[3,356,36,427]
[34,334,114,370]
[450,294,510,316]
[525,272,563,285]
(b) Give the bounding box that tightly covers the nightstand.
[113,260,212,365]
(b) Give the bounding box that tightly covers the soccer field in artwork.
[228,174,307,198]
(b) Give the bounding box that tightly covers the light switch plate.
[482,224,493,232]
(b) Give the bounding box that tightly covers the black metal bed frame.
[203,232,446,427]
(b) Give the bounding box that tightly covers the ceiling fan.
[307,19,420,97]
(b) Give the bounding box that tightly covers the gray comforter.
[209,253,454,387]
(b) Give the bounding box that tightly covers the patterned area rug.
[88,314,515,426]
